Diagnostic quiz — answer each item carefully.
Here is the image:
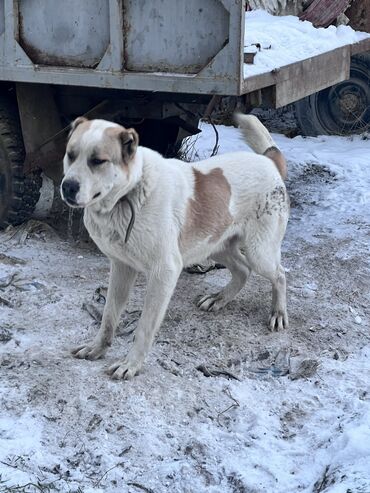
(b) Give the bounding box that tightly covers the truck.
[0,0,369,228]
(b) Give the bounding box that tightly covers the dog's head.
[60,117,139,209]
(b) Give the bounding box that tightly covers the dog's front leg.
[107,257,182,380]
[72,260,137,360]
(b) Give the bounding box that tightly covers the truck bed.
[0,0,369,106]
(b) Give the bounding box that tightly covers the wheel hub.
[338,91,362,116]
[295,55,370,136]
[326,78,369,130]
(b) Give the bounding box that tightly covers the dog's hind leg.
[197,239,251,312]
[244,243,288,331]
[72,260,137,360]
[268,264,288,331]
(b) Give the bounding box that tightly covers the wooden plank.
[274,45,350,107]
[346,0,370,32]
[242,45,351,106]
[299,0,351,27]
[242,36,370,98]
[241,71,275,94]
[351,37,370,56]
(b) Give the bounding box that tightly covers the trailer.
[0,0,369,227]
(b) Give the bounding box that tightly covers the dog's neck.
[118,147,161,210]
[87,149,144,215]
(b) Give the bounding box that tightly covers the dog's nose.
[62,180,80,203]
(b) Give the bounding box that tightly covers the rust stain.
[180,167,233,251]
[18,10,105,68]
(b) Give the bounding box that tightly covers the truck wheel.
[0,96,42,228]
[295,54,370,136]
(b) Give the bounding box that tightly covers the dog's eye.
[67,151,76,162]
[90,158,106,166]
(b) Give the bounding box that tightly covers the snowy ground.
[0,123,370,493]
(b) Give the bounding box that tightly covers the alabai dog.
[60,114,289,379]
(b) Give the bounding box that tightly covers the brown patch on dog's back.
[180,168,233,251]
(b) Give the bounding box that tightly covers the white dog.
[61,114,289,379]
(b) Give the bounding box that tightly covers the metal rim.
[313,62,370,135]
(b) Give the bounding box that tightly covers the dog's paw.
[197,293,228,312]
[106,358,142,380]
[269,310,289,331]
[71,342,107,360]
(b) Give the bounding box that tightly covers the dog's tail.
[234,113,287,179]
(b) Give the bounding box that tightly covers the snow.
[244,10,370,77]
[193,123,370,236]
[1,123,370,492]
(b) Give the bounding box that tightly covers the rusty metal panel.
[123,0,229,74]
[0,0,244,94]
[0,0,244,95]
[97,0,124,72]
[0,0,4,64]
[18,0,110,68]
[0,0,368,98]
[0,1,4,36]
[0,65,238,94]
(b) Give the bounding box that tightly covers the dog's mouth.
[64,197,80,207]
[65,192,102,209]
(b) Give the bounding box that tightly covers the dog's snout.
[62,180,80,203]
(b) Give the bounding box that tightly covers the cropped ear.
[68,116,88,139]
[105,126,139,164]
[119,128,139,164]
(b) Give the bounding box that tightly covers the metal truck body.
[0,0,369,227]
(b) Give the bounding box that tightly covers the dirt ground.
[0,123,369,493]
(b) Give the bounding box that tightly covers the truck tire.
[0,96,42,228]
[295,54,370,136]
